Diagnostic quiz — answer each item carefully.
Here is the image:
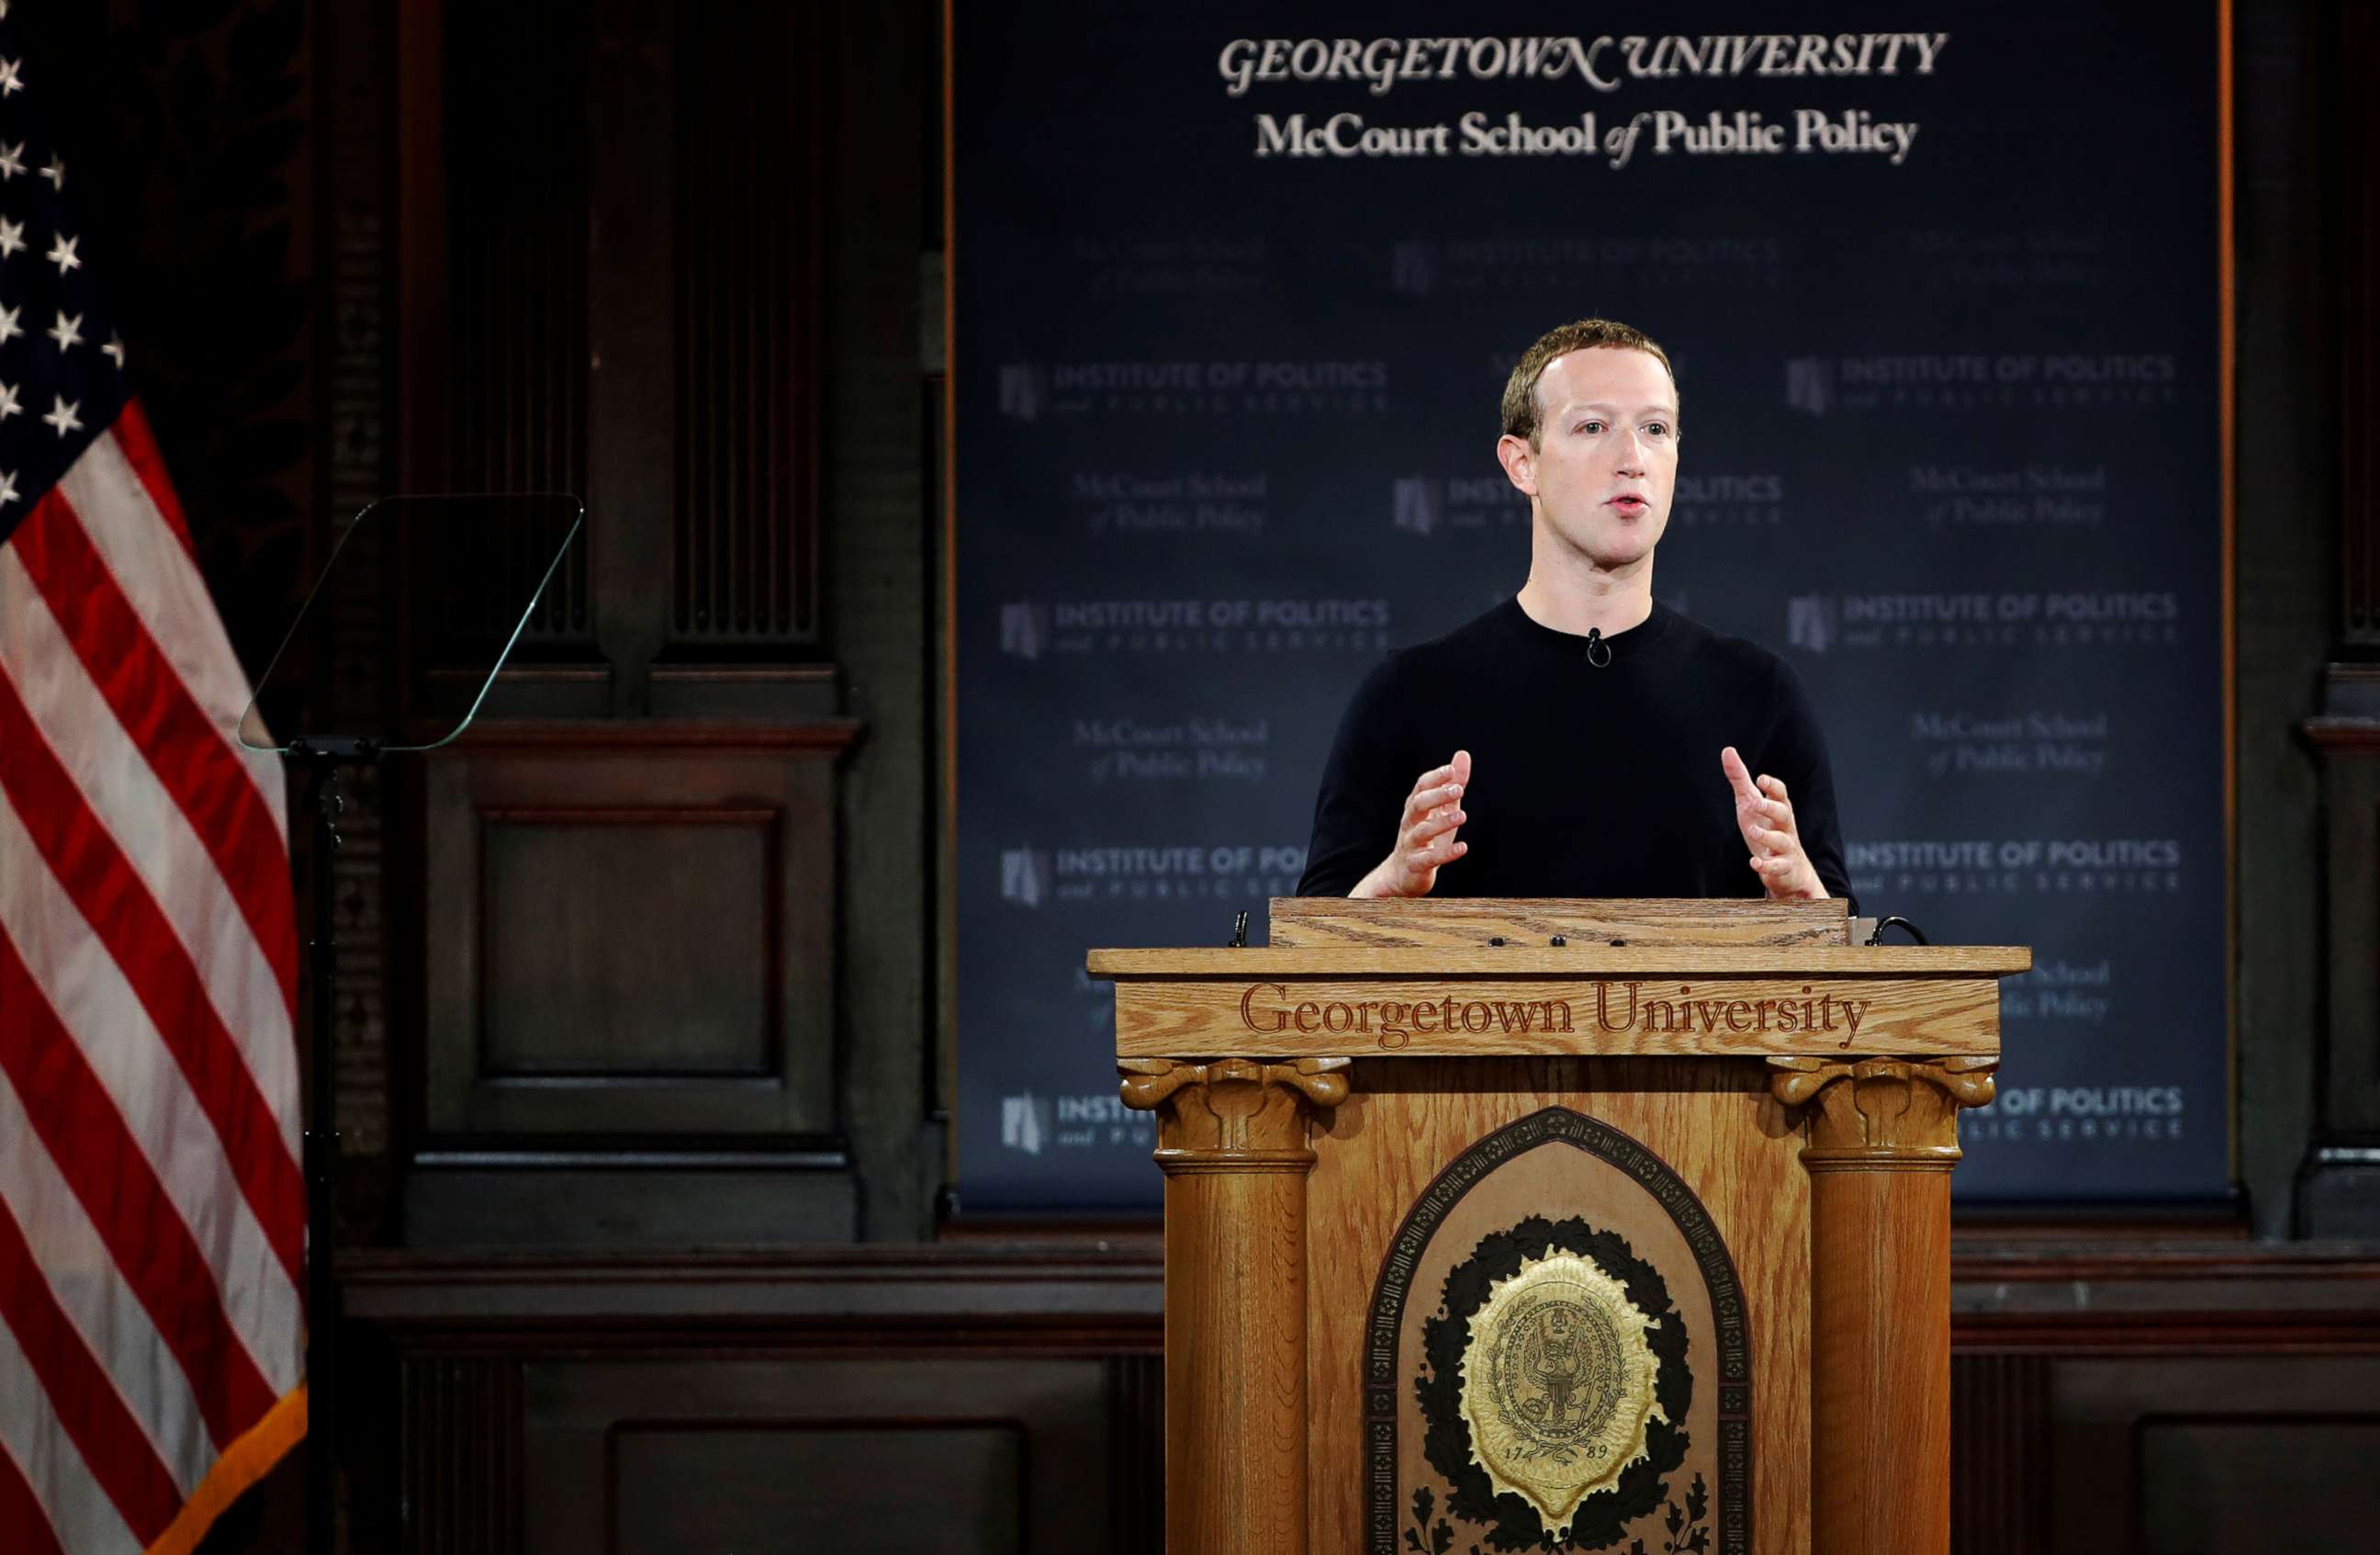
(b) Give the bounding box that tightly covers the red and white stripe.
[0,405,304,1552]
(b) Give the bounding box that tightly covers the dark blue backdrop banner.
[952,5,2225,1210]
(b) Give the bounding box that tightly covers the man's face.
[1498,346,1679,571]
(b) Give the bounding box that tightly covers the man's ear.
[1495,433,1538,498]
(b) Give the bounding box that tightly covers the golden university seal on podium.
[1365,1109,1755,1553]
[1460,1247,1667,1538]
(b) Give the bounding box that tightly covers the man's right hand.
[1352,750,1472,897]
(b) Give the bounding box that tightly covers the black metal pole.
[301,758,347,1555]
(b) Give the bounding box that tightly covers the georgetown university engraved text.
[1238,980,1873,1044]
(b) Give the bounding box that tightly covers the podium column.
[1769,1055,1997,1555]
[1120,1056,1350,1555]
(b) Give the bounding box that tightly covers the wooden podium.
[1090,898,2027,1555]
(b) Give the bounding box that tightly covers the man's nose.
[1616,426,1653,474]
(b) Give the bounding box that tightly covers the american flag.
[0,26,306,1555]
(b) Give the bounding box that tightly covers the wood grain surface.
[1104,930,2015,1553]
[1166,1168,1310,1555]
[1811,1168,1951,1555]
[1113,975,2005,1059]
[1783,1062,1970,1555]
[1305,1057,1811,1555]
[1267,896,1850,949]
[1088,945,2032,977]
[1118,1058,1344,1555]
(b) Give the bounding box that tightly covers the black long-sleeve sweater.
[1296,597,1853,906]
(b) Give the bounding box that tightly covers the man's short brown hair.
[1500,319,1678,447]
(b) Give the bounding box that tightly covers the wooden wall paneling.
[396,0,610,727]
[606,1414,1027,1551]
[385,0,927,1245]
[2296,723,2380,1233]
[822,0,938,1239]
[402,1161,856,1251]
[337,1245,1169,1338]
[2049,1355,2380,1554]
[475,807,779,1079]
[342,1247,1166,1554]
[1950,1353,2050,1555]
[441,0,592,616]
[403,1,838,721]
[419,729,846,1134]
[394,1,450,500]
[1954,1244,2380,1552]
[581,0,676,716]
[406,722,859,1247]
[335,1245,2380,1554]
[2303,12,2380,1211]
[1106,1355,1163,1552]
[2134,1414,2380,1551]
[664,4,823,659]
[2231,0,2341,1239]
[2292,0,2380,1234]
[399,1357,523,1555]
[521,1358,1106,1555]
[1304,1057,1811,1555]
[2318,770,2380,1144]
[2338,0,2374,646]
[384,0,883,1251]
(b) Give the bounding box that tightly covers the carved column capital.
[1767,1056,1998,1172]
[1118,1057,1352,1174]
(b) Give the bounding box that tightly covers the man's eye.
[1577,420,1603,434]
[1645,423,1670,438]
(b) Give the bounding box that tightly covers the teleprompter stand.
[239,496,582,1555]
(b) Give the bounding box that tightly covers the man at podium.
[1297,317,1854,908]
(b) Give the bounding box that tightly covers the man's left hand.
[1722,747,1827,901]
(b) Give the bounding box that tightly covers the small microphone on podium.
[1584,627,1611,669]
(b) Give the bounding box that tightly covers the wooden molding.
[1770,1056,1999,1171]
[1266,895,1848,949]
[1089,944,2028,977]
[441,717,863,753]
[1117,1057,1350,1169]
[2301,716,2380,753]
[333,1242,2380,1347]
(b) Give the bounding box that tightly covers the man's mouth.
[1607,494,1650,516]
